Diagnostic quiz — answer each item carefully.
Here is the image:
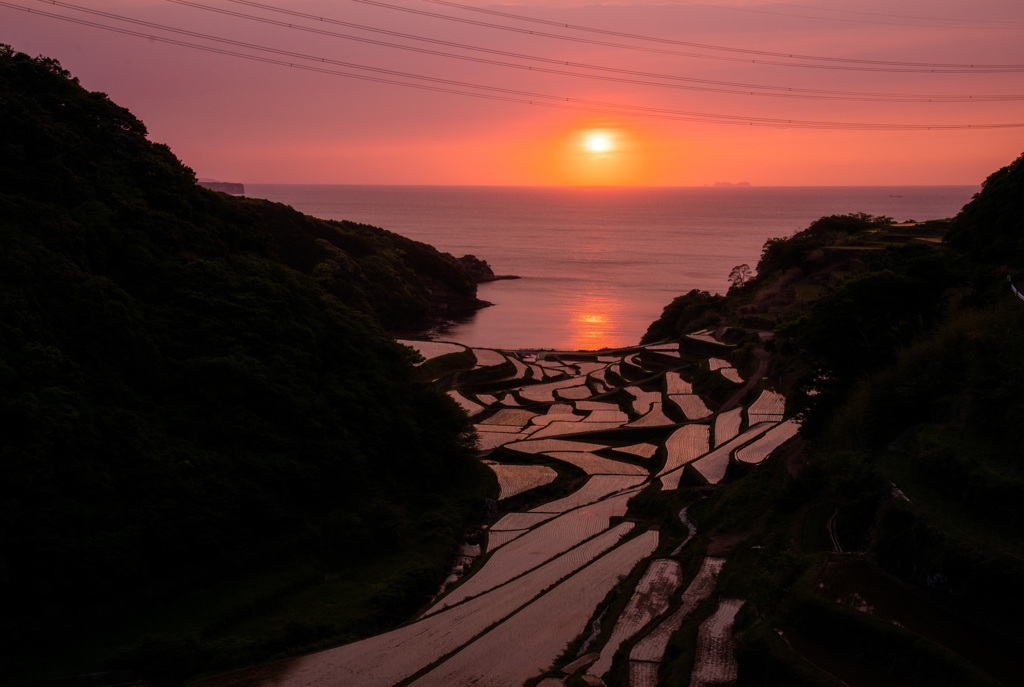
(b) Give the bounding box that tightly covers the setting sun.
[547,123,652,186]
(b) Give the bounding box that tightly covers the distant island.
[712,181,752,187]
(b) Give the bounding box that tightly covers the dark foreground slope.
[639,154,1024,686]
[0,47,493,684]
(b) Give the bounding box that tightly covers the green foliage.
[0,46,491,683]
[641,289,726,343]
[782,595,1000,687]
[641,161,1024,684]
[755,213,889,281]
[734,624,843,687]
[777,244,967,432]
[945,151,1024,268]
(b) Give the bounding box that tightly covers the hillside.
[635,153,1024,685]
[0,46,494,684]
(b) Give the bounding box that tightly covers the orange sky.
[3,0,1023,186]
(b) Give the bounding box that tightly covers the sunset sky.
[3,0,1023,186]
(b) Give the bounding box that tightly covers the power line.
[167,0,1024,103]
[4,1,1024,130]
[766,1,1024,27]
[684,1,1024,31]
[377,0,1024,72]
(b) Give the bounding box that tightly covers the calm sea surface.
[246,185,977,350]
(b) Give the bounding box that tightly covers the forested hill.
[639,152,1024,685]
[0,46,493,683]
[0,46,487,332]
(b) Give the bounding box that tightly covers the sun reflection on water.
[562,292,628,351]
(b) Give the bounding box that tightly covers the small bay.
[247,184,976,350]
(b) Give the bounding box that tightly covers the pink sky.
[3,0,1023,186]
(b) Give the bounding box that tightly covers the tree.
[729,263,753,290]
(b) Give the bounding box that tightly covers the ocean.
[246,185,977,351]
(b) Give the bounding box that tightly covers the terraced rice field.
[574,400,620,412]
[505,438,609,455]
[398,339,467,361]
[629,557,726,685]
[448,390,485,416]
[435,524,638,620]
[691,422,774,484]
[216,338,804,687]
[484,462,558,500]
[544,402,576,414]
[720,367,744,383]
[433,492,641,610]
[526,363,552,380]
[713,407,743,446]
[507,356,529,380]
[532,420,627,438]
[735,418,800,464]
[628,403,675,427]
[587,559,684,679]
[476,429,533,451]
[582,409,630,423]
[644,343,682,352]
[472,348,508,367]
[543,451,648,476]
[490,512,556,531]
[479,408,539,428]
[687,329,723,346]
[576,362,609,376]
[520,379,590,403]
[665,371,693,394]
[528,413,584,429]
[628,661,659,687]
[747,388,786,423]
[556,384,595,400]
[529,475,646,513]
[626,387,663,415]
[669,394,712,420]
[273,526,644,687]
[409,531,660,687]
[616,443,659,459]
[476,424,526,434]
[660,425,711,478]
[689,598,746,687]
[486,529,527,550]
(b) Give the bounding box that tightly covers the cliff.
[198,179,245,195]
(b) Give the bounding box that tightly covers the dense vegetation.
[640,152,1024,685]
[0,46,494,684]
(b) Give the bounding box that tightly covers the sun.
[546,122,652,186]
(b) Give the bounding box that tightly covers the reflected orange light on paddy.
[547,121,653,186]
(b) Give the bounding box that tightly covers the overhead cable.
[165,0,1024,103]
[354,0,1024,72]
[4,1,1024,130]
